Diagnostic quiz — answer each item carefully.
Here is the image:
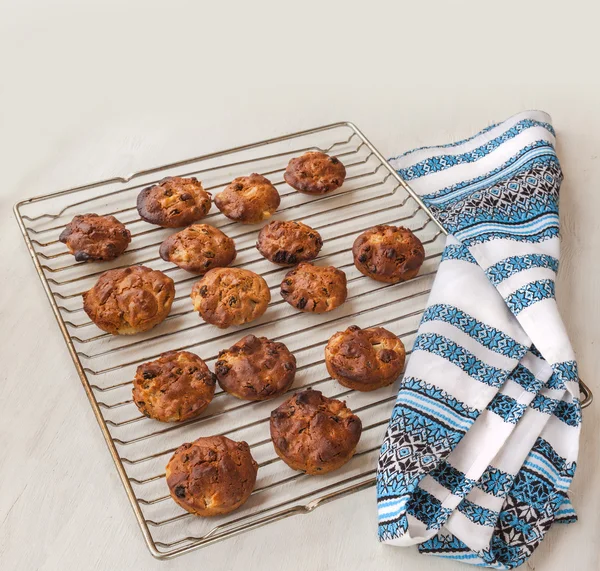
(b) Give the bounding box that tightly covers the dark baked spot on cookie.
[174,486,186,498]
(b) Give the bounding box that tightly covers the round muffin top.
[59,213,131,262]
[280,262,347,313]
[159,224,236,274]
[325,325,405,391]
[82,265,175,335]
[215,335,296,401]
[137,176,212,228]
[214,173,280,224]
[166,435,258,516]
[190,267,271,329]
[352,225,425,283]
[269,389,362,475]
[132,351,216,422]
[284,151,346,194]
[256,220,323,266]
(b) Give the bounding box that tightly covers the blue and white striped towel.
[377,110,581,569]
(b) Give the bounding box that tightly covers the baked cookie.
[132,351,216,422]
[137,176,212,227]
[270,389,362,474]
[284,151,346,195]
[280,263,347,313]
[352,225,425,283]
[59,214,131,262]
[214,173,280,224]
[159,224,236,274]
[82,265,175,334]
[190,267,270,328]
[256,220,323,266]
[166,436,258,516]
[215,335,296,401]
[325,325,405,391]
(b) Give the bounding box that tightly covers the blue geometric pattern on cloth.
[377,111,581,569]
[397,119,555,182]
[487,394,527,424]
[458,499,499,527]
[413,333,508,387]
[505,279,556,315]
[485,254,559,286]
[421,304,528,359]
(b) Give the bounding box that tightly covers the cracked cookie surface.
[280,262,347,313]
[166,435,258,516]
[137,176,211,227]
[352,225,425,283]
[325,325,405,391]
[215,335,296,401]
[284,151,346,195]
[270,389,362,475]
[159,223,236,274]
[190,267,270,328]
[132,351,216,422]
[256,220,323,266]
[82,265,175,334]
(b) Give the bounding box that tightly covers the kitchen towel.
[376,110,581,568]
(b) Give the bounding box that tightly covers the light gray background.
[1,1,599,570]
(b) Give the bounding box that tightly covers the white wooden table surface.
[1,1,599,570]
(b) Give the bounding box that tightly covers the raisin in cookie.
[325,325,405,391]
[352,225,425,283]
[280,262,347,313]
[166,436,258,516]
[137,176,211,227]
[159,224,236,274]
[284,152,346,195]
[215,335,296,401]
[256,220,323,265]
[270,389,362,475]
[190,267,270,328]
[132,351,216,422]
[59,213,131,262]
[82,265,175,334]
[214,173,280,224]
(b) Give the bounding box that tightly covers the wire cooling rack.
[14,122,592,559]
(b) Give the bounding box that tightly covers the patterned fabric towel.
[376,110,581,569]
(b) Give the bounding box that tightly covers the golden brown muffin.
[256,220,323,266]
[190,267,270,329]
[159,224,236,274]
[352,225,425,283]
[270,389,362,475]
[284,151,346,194]
[325,325,405,391]
[214,173,280,224]
[166,435,258,516]
[136,176,212,228]
[132,351,216,422]
[59,213,131,262]
[215,335,296,401]
[82,265,175,335]
[280,262,347,313]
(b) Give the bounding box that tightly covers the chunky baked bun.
[82,265,175,334]
[352,225,425,283]
[215,335,296,401]
[59,213,131,262]
[280,262,347,313]
[159,224,236,274]
[256,220,323,266]
[132,351,216,422]
[270,389,362,475]
[284,152,346,194]
[190,267,270,328]
[137,176,211,227]
[214,173,280,224]
[166,436,258,516]
[325,325,405,391]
